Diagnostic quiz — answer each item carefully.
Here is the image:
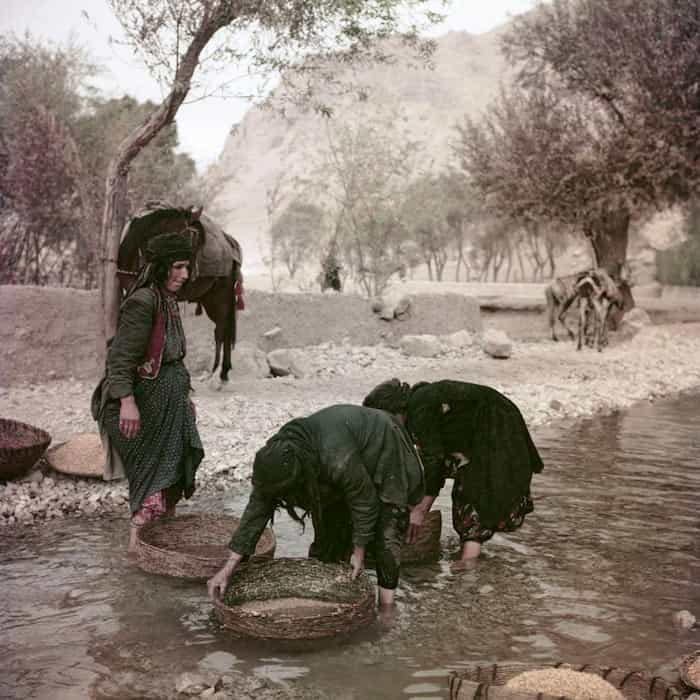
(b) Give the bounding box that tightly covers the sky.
[1,0,535,172]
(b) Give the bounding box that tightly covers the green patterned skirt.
[102,362,204,514]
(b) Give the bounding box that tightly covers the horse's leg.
[576,297,586,351]
[559,295,577,340]
[545,289,558,341]
[219,263,238,382]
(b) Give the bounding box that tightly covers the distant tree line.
[0,35,196,288]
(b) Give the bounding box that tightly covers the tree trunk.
[585,207,635,326]
[99,8,231,342]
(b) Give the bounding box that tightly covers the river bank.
[1,321,700,528]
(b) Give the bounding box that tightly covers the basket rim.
[679,649,700,690]
[217,557,375,607]
[0,417,51,447]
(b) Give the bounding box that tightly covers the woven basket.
[680,650,700,692]
[448,663,684,700]
[0,418,51,481]
[46,433,104,477]
[213,558,376,640]
[402,509,442,564]
[135,512,276,580]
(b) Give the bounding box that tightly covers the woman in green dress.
[91,232,204,552]
[364,379,543,567]
[207,404,424,609]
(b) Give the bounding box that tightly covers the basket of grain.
[46,433,105,478]
[0,418,51,481]
[448,662,684,700]
[135,512,276,580]
[679,650,700,692]
[212,557,376,640]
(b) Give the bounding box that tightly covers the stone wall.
[0,286,481,386]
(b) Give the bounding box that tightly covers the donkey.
[117,203,242,382]
[545,269,594,341]
[575,269,623,351]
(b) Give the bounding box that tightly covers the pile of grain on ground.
[46,432,104,477]
[505,668,625,700]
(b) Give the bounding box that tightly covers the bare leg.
[378,586,395,608]
[128,523,142,555]
[451,540,482,571]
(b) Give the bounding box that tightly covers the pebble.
[1,324,700,528]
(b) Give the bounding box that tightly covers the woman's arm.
[107,288,156,400]
[207,487,274,601]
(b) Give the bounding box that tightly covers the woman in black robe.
[363,379,543,566]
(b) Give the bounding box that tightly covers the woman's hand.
[350,545,365,579]
[407,505,426,544]
[207,552,242,602]
[119,396,141,439]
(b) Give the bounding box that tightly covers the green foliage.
[268,199,324,278]
[0,34,197,288]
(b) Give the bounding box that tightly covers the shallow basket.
[0,418,51,481]
[213,557,376,640]
[402,509,442,564]
[46,433,104,478]
[135,512,276,580]
[679,650,700,692]
[448,662,684,700]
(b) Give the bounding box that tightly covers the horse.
[116,201,242,382]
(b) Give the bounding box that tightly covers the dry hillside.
[206,27,510,272]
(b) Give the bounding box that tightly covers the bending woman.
[207,404,424,609]
[363,379,543,566]
[91,232,204,552]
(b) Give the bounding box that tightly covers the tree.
[269,198,323,279]
[458,0,700,291]
[319,109,416,296]
[0,36,96,287]
[101,0,442,340]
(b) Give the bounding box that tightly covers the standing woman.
[91,232,204,552]
[363,379,543,567]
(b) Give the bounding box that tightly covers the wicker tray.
[213,558,376,640]
[0,418,51,481]
[135,512,276,580]
[46,433,104,477]
[448,662,684,700]
[680,650,700,692]
[402,509,442,564]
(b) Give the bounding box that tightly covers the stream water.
[1,393,699,699]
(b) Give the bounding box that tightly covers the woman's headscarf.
[362,378,412,415]
[252,422,322,532]
[123,232,194,303]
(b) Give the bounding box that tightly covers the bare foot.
[450,558,479,572]
[378,604,398,627]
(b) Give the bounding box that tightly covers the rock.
[260,326,286,352]
[399,334,443,358]
[377,290,412,321]
[672,609,696,629]
[479,585,494,595]
[262,326,282,339]
[443,329,475,349]
[174,672,222,696]
[228,342,270,380]
[481,328,513,359]
[267,349,307,379]
[549,399,563,411]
